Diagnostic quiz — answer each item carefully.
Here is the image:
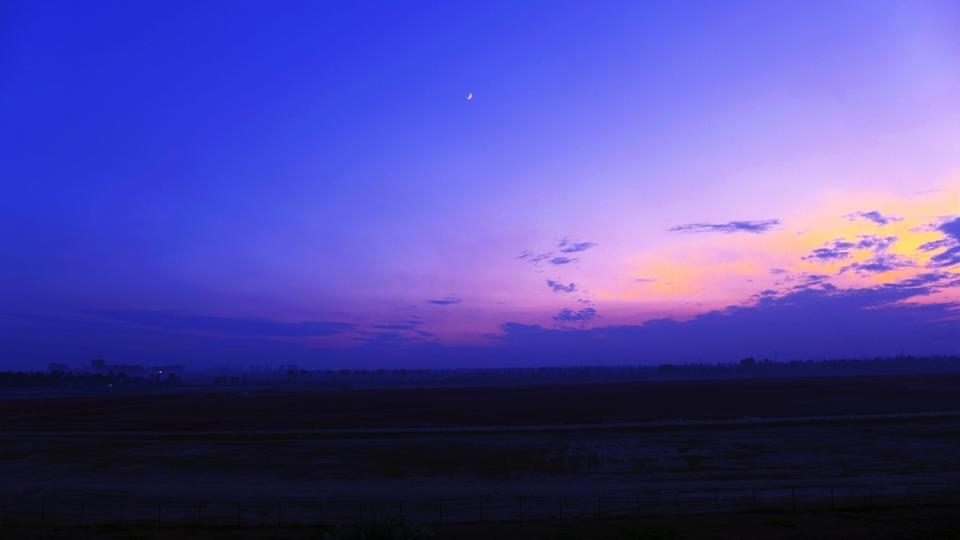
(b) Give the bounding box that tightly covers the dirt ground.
[1,374,959,527]
[4,374,960,430]
[4,506,960,539]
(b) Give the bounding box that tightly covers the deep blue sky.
[2,1,959,369]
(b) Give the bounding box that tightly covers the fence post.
[714,490,719,512]
[675,491,680,513]
[277,503,282,527]
[908,487,913,506]
[156,503,161,528]
[119,502,124,523]
[237,503,242,526]
[868,487,873,508]
[596,495,601,520]
[636,494,641,517]
[830,487,835,510]
[791,488,796,512]
[753,489,758,510]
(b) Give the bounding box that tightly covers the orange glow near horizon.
[600,181,959,320]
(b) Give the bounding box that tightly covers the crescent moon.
[466,92,473,101]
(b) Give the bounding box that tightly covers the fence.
[0,483,956,528]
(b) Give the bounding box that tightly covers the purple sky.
[2,1,960,369]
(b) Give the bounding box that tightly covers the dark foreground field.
[2,374,960,537]
[4,374,960,430]
[4,507,960,539]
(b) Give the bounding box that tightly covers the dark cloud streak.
[803,235,897,263]
[846,211,902,226]
[427,296,463,305]
[558,240,598,253]
[85,310,355,337]
[546,280,577,293]
[670,219,780,234]
[553,307,598,323]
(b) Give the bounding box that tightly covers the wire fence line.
[1,483,956,528]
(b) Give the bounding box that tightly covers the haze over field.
[2,1,960,368]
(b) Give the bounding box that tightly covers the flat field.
[1,374,959,522]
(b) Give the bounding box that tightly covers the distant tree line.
[207,355,960,389]
[5,355,960,392]
[0,370,182,389]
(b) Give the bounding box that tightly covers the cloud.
[546,280,577,293]
[669,219,779,234]
[803,235,897,263]
[557,239,598,253]
[353,331,416,345]
[941,218,960,240]
[84,310,355,337]
[932,247,960,268]
[846,211,902,226]
[7,270,960,370]
[841,254,916,275]
[769,268,788,275]
[427,296,462,305]
[898,271,956,287]
[1,312,337,370]
[854,235,897,251]
[804,247,851,261]
[553,307,598,323]
[634,277,657,283]
[490,274,960,365]
[371,320,423,331]
[790,273,831,289]
[519,237,597,267]
[350,317,442,347]
[517,252,551,265]
[920,239,952,252]
[925,217,960,268]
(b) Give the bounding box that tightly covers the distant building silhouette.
[89,358,146,376]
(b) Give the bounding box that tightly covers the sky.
[2,0,960,369]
